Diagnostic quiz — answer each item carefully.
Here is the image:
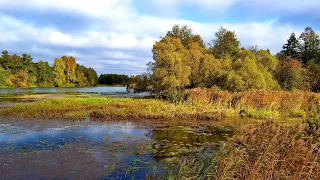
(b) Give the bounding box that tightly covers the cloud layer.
[0,0,317,75]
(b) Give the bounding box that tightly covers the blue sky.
[0,0,319,75]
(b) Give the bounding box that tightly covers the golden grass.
[214,121,320,179]
[1,89,318,121]
[0,97,228,120]
[186,88,320,118]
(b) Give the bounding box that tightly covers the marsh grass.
[0,89,319,120]
[186,88,320,118]
[0,96,226,120]
[160,120,320,180]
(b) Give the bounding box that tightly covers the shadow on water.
[0,120,232,179]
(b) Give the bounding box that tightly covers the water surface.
[0,120,231,179]
[0,86,126,94]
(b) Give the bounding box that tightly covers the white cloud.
[151,0,235,11]
[0,0,121,17]
[0,0,314,75]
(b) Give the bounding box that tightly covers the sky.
[0,0,319,75]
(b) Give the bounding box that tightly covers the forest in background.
[98,74,129,86]
[128,25,320,99]
[0,52,98,88]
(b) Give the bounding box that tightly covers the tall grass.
[160,120,320,179]
[186,88,320,118]
[214,120,320,179]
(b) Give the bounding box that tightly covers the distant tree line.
[0,51,98,88]
[98,74,129,86]
[128,25,320,99]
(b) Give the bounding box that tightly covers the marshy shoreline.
[0,89,319,122]
[0,89,319,179]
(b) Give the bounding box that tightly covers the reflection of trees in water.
[150,127,232,158]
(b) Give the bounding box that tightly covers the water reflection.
[0,121,232,179]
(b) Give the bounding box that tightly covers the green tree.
[281,32,300,59]
[210,27,240,59]
[198,54,226,88]
[0,67,10,87]
[75,64,88,87]
[0,50,10,69]
[255,49,278,71]
[299,27,320,64]
[85,68,98,86]
[53,58,67,87]
[37,60,53,86]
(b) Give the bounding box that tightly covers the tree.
[299,27,320,64]
[305,61,320,92]
[255,49,278,71]
[99,74,129,86]
[62,56,77,84]
[185,42,206,87]
[198,54,226,88]
[210,27,240,59]
[275,58,306,91]
[53,58,67,87]
[85,68,98,86]
[37,61,53,86]
[0,67,10,87]
[0,50,10,69]
[166,24,205,48]
[75,64,88,87]
[152,36,191,100]
[281,32,300,59]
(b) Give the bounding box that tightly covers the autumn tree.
[305,61,320,92]
[53,58,67,87]
[62,56,77,85]
[166,24,205,48]
[152,36,191,100]
[275,58,306,90]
